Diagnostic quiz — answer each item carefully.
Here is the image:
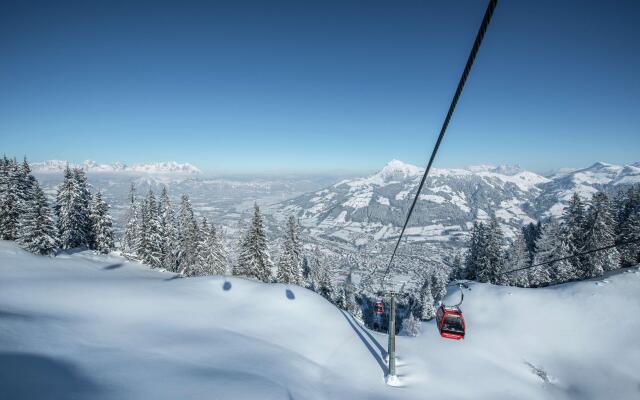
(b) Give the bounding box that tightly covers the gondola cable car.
[436,285,466,340]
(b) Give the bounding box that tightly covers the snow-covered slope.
[31,160,202,175]
[2,241,639,399]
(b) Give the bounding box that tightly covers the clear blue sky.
[1,0,638,174]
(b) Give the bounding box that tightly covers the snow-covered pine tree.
[343,271,362,321]
[464,221,484,281]
[430,268,448,305]
[73,167,93,245]
[533,221,573,285]
[301,255,312,287]
[16,181,57,255]
[522,221,542,262]
[582,191,620,277]
[476,216,506,284]
[234,203,273,283]
[417,278,436,320]
[617,185,640,266]
[176,194,201,275]
[0,156,9,238]
[205,223,228,275]
[276,215,302,284]
[139,190,163,268]
[189,217,210,276]
[0,158,21,240]
[56,166,92,249]
[334,285,347,309]
[401,313,421,337]
[121,183,141,259]
[315,251,335,301]
[561,192,586,275]
[504,232,530,287]
[158,186,178,271]
[89,191,114,254]
[17,157,37,218]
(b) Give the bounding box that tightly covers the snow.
[418,194,446,204]
[1,241,640,399]
[376,196,390,206]
[395,190,410,201]
[342,190,372,209]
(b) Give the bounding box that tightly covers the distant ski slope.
[1,241,639,399]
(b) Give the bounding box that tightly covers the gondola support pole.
[386,290,397,383]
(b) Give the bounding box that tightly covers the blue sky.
[1,0,638,174]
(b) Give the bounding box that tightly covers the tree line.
[459,187,640,287]
[0,156,114,255]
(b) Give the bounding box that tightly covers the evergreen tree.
[464,222,485,281]
[430,268,448,305]
[56,166,92,249]
[343,271,362,320]
[417,279,436,320]
[202,222,228,275]
[505,232,531,287]
[0,158,21,240]
[582,192,619,277]
[176,194,200,275]
[561,192,586,275]
[0,156,9,238]
[533,221,573,284]
[189,217,210,276]
[89,191,114,254]
[121,184,141,259]
[276,215,302,284]
[140,190,163,268]
[16,182,57,255]
[522,221,542,262]
[158,186,178,271]
[617,185,640,266]
[401,313,421,337]
[234,204,273,282]
[301,255,312,287]
[315,250,334,301]
[476,216,506,284]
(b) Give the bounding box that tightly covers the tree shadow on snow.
[164,274,184,281]
[0,352,108,400]
[339,310,388,376]
[102,263,124,270]
[285,289,295,300]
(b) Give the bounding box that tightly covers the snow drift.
[1,241,639,399]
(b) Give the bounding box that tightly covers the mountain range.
[277,160,640,247]
[31,160,202,175]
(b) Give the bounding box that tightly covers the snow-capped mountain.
[277,160,640,246]
[536,162,640,217]
[31,160,202,175]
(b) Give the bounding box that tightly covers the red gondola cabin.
[436,305,466,340]
[374,301,384,315]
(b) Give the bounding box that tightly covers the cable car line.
[499,237,640,276]
[383,0,498,281]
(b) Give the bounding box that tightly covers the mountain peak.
[376,160,422,181]
[588,161,614,169]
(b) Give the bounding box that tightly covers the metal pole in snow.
[387,291,397,379]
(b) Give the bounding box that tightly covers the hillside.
[1,241,639,399]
